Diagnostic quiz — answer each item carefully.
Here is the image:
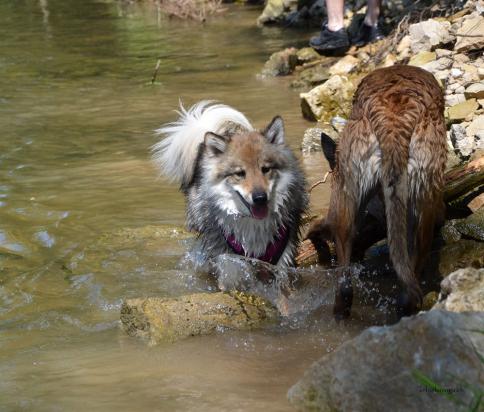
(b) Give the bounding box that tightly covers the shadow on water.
[0,1,382,410]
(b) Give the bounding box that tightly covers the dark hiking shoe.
[309,24,350,52]
[352,22,384,47]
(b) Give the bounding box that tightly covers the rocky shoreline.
[258,1,484,410]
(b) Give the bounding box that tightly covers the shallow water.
[1,1,378,410]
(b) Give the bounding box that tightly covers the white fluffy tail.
[152,101,254,186]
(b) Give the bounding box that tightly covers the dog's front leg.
[331,191,358,321]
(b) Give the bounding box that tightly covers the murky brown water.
[0,1,378,410]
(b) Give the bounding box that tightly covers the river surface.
[1,1,379,410]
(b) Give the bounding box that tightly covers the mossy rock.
[438,239,484,276]
[453,208,484,241]
[121,292,278,345]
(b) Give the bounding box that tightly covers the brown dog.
[318,65,447,319]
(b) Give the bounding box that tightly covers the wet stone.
[260,47,298,77]
[438,239,484,276]
[288,310,484,412]
[120,291,278,345]
[296,47,320,64]
[292,64,331,88]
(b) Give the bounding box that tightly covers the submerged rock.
[434,267,484,312]
[260,47,298,77]
[120,291,278,345]
[288,310,484,412]
[66,224,193,274]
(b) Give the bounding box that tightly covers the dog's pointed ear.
[321,132,337,170]
[264,116,285,145]
[204,132,229,156]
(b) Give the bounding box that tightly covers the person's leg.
[364,0,381,27]
[326,0,345,31]
[352,0,384,46]
[309,0,349,52]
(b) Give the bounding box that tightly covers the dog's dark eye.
[261,166,271,174]
[234,170,246,178]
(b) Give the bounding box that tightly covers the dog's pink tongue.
[251,205,268,220]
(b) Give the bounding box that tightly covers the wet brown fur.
[323,65,447,319]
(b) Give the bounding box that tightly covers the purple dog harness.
[225,225,289,265]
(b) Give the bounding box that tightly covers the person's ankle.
[363,16,378,27]
[327,22,344,32]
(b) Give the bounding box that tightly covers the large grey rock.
[409,19,454,53]
[434,267,484,312]
[288,310,484,412]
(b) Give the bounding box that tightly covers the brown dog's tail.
[376,117,423,314]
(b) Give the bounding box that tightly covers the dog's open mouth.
[250,204,268,220]
[235,191,269,220]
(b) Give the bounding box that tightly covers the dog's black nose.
[252,191,268,205]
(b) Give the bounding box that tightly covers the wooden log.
[120,292,277,345]
[444,155,484,201]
